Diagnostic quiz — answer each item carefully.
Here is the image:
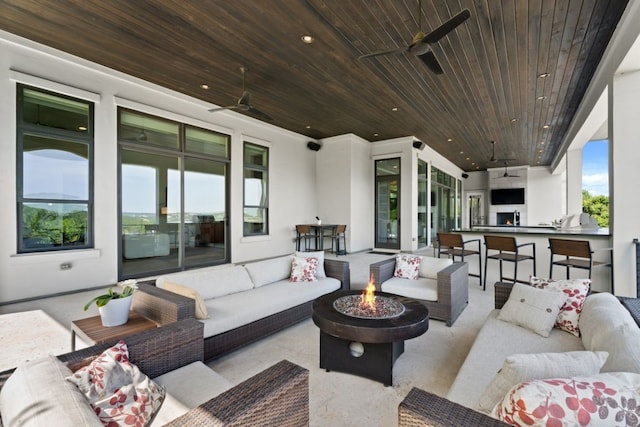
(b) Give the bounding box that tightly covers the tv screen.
[491,188,525,205]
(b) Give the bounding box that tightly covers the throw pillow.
[493,372,640,426]
[394,254,422,280]
[0,355,103,426]
[67,340,165,426]
[497,283,568,337]
[289,255,319,282]
[295,251,326,278]
[476,351,609,414]
[163,280,210,319]
[530,276,591,336]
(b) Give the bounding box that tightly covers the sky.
[582,139,609,196]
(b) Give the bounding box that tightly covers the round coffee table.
[312,290,429,386]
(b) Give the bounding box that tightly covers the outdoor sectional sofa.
[0,318,309,426]
[134,252,350,360]
[398,281,640,426]
[369,255,469,326]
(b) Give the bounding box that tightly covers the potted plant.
[84,279,138,327]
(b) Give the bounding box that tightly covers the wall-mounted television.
[491,188,525,205]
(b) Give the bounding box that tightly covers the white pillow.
[394,254,422,280]
[497,283,568,337]
[419,257,453,279]
[476,351,609,414]
[295,251,326,278]
[530,276,591,336]
[0,356,102,426]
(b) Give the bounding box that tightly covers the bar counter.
[452,226,612,293]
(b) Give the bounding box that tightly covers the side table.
[71,311,158,351]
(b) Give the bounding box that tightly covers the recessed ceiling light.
[538,73,550,78]
[373,133,379,137]
[391,107,398,112]
[471,162,476,165]
[459,151,464,154]
[447,138,453,142]
[540,141,545,145]
[306,125,311,129]
[510,118,519,122]
[466,157,470,161]
[200,84,210,90]
[78,126,87,131]
[301,34,314,44]
[476,166,480,169]
[537,96,546,100]
[543,124,550,129]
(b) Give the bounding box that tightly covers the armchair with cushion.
[370,255,469,326]
[0,319,309,426]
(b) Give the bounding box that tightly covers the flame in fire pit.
[361,275,376,309]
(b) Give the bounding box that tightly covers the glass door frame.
[375,158,401,250]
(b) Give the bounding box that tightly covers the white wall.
[316,134,373,253]
[0,32,317,302]
[527,167,566,225]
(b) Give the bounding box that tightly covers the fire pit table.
[312,290,429,386]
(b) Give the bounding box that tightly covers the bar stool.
[548,238,613,285]
[483,235,536,290]
[295,225,316,251]
[333,224,347,255]
[437,232,483,287]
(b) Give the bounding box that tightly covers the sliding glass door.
[375,158,400,250]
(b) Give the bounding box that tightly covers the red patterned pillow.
[394,254,422,280]
[493,372,640,427]
[289,255,319,282]
[530,277,591,336]
[66,340,165,426]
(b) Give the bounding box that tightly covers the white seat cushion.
[381,277,438,301]
[151,361,233,426]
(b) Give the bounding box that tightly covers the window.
[17,85,93,252]
[118,108,230,278]
[243,142,268,236]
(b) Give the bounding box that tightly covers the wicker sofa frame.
[134,257,350,361]
[369,258,469,326]
[0,319,309,426]
[397,282,640,426]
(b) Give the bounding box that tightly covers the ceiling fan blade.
[422,9,471,44]
[417,51,443,74]
[247,106,273,121]
[208,105,237,113]
[359,46,408,59]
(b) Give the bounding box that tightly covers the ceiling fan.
[500,162,520,178]
[208,67,273,121]
[358,1,471,74]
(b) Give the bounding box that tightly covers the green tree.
[582,190,609,227]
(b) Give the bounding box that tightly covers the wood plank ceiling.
[0,0,627,171]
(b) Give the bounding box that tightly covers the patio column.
[610,69,640,297]
[565,148,582,215]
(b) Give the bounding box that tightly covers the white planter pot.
[98,296,132,327]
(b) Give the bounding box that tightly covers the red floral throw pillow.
[493,372,640,427]
[66,340,165,426]
[289,255,319,282]
[530,277,591,336]
[394,254,422,280]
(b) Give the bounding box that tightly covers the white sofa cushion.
[419,257,453,280]
[151,361,233,426]
[476,350,609,414]
[0,355,102,426]
[381,277,438,301]
[244,255,293,287]
[446,310,584,409]
[579,292,636,350]
[157,265,255,300]
[200,277,341,338]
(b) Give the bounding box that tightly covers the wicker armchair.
[0,319,309,426]
[369,258,469,326]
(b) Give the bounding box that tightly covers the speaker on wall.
[307,141,321,151]
[462,173,469,179]
[412,140,425,150]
